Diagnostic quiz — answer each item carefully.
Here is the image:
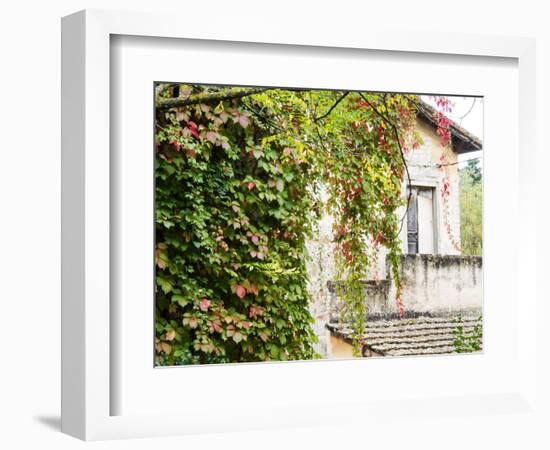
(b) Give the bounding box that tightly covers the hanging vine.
[313,92,420,353]
[433,98,463,253]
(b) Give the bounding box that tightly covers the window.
[407,186,436,254]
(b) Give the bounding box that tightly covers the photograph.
[153,83,483,366]
[0,1,542,446]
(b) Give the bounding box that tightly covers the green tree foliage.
[154,84,420,364]
[464,158,482,184]
[459,159,483,256]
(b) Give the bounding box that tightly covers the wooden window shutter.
[407,187,419,254]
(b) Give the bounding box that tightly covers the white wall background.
[0,1,548,449]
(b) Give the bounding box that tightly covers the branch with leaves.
[156,87,270,110]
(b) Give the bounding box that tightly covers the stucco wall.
[326,254,482,318]
[305,220,335,356]
[382,254,481,315]
[402,119,461,256]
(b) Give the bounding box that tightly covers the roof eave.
[417,101,482,154]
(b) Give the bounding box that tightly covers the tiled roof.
[327,314,483,357]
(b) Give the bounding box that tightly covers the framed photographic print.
[62,9,538,441]
[151,82,484,366]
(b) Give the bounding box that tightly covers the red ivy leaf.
[249,305,264,319]
[211,319,222,333]
[235,285,246,299]
[170,140,181,151]
[206,131,217,143]
[175,111,188,122]
[165,329,176,341]
[155,248,167,269]
[238,115,250,128]
[160,342,172,354]
[199,298,211,311]
[188,121,200,139]
[249,284,259,296]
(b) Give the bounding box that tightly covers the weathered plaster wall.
[402,119,461,256]
[327,333,354,359]
[305,214,336,357]
[324,254,482,328]
[383,254,482,315]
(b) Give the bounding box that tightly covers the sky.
[421,95,484,169]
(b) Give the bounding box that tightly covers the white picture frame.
[61,9,538,441]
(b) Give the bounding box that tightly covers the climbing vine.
[154,84,424,364]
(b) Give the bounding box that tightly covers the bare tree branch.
[457,97,476,126]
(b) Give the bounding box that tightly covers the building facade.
[306,101,483,358]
